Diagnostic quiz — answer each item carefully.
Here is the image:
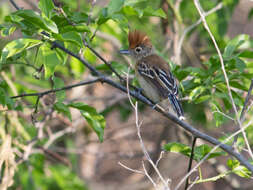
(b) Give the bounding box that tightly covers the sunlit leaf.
[61,31,83,48]
[0,25,16,37]
[37,43,61,78]
[227,159,251,178]
[38,0,55,19]
[0,38,42,63]
[163,142,191,157]
[69,102,105,142]
[14,10,58,33]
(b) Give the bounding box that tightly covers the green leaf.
[194,95,211,104]
[37,43,61,79]
[163,142,191,157]
[189,86,206,101]
[61,31,83,48]
[230,81,248,91]
[0,38,42,63]
[108,0,125,15]
[14,10,58,33]
[223,34,249,58]
[239,50,253,58]
[143,7,166,18]
[194,144,226,161]
[0,25,16,37]
[41,15,59,33]
[248,8,253,20]
[97,8,109,25]
[0,88,15,109]
[53,76,65,102]
[38,0,55,19]
[54,102,71,121]
[227,159,251,178]
[235,57,246,72]
[223,44,236,58]
[60,24,90,33]
[70,12,89,23]
[121,6,139,17]
[69,102,105,142]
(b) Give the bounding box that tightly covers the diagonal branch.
[8,0,253,173]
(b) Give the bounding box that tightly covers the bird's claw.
[152,104,158,109]
[137,87,144,96]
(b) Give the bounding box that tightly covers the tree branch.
[8,0,253,173]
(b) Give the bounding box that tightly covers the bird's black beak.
[119,49,130,55]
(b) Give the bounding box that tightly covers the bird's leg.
[152,103,158,109]
[136,87,144,96]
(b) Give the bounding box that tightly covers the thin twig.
[126,69,170,189]
[9,0,20,10]
[212,103,235,121]
[44,127,75,149]
[177,2,223,60]
[135,102,170,189]
[85,42,124,81]
[155,151,165,167]
[118,161,144,175]
[85,41,142,92]
[194,0,253,159]
[11,77,101,99]
[186,176,199,190]
[240,79,253,122]
[142,161,157,188]
[184,137,197,190]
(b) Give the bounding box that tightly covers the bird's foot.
[136,87,144,96]
[152,103,158,109]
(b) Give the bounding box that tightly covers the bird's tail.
[168,94,185,120]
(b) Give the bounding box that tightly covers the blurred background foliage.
[1,0,253,189]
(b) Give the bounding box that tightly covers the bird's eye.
[135,46,142,53]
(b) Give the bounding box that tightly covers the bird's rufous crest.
[128,30,152,49]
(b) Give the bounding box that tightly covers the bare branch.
[44,127,75,149]
[118,162,144,175]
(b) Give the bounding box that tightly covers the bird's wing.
[137,60,184,118]
[137,61,178,97]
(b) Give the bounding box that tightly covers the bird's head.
[120,30,153,60]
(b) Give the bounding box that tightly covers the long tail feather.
[168,94,184,120]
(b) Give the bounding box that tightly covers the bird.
[120,30,184,120]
